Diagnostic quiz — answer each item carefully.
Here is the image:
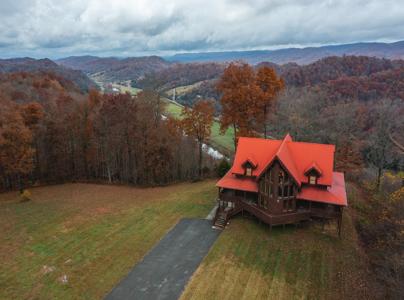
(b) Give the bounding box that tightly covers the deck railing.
[216,193,339,226]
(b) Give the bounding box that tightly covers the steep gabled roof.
[268,133,301,185]
[287,141,334,185]
[230,134,335,186]
[231,138,282,177]
[216,134,345,206]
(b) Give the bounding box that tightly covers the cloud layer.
[1,0,404,58]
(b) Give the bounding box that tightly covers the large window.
[278,169,294,199]
[259,169,273,209]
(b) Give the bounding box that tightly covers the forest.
[0,72,212,191]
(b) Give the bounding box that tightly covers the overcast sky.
[1,0,404,58]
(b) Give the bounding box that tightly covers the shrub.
[216,159,231,177]
[19,189,32,202]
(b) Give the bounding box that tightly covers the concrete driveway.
[105,218,220,300]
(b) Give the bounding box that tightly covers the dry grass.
[0,181,216,300]
[181,186,374,300]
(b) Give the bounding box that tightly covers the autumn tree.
[256,66,284,138]
[217,63,261,150]
[366,100,396,189]
[181,99,215,178]
[0,107,34,189]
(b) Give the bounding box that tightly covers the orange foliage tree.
[181,99,215,178]
[217,63,285,149]
[256,66,285,138]
[0,108,35,189]
[217,63,261,150]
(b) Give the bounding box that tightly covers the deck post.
[337,210,343,238]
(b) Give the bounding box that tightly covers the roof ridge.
[275,134,301,186]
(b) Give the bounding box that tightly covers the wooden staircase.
[213,211,228,229]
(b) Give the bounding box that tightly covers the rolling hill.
[0,58,97,92]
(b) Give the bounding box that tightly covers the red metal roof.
[216,170,258,192]
[231,135,335,186]
[231,138,282,177]
[216,134,347,206]
[297,172,347,206]
[287,141,334,185]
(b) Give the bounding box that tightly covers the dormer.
[242,157,257,177]
[304,162,322,185]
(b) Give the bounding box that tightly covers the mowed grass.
[181,186,372,300]
[0,181,216,300]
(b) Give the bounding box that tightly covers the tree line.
[0,78,212,191]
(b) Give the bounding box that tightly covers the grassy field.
[111,83,142,95]
[165,81,204,98]
[0,181,216,299]
[181,184,374,300]
[0,182,375,299]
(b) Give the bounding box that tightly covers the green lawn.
[181,184,373,300]
[0,181,375,299]
[0,181,216,300]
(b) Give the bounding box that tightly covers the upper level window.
[246,167,252,176]
[309,175,317,185]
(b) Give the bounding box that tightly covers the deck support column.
[337,209,343,238]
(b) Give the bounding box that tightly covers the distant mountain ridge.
[0,57,97,91]
[165,40,404,64]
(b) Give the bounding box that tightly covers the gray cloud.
[0,0,403,58]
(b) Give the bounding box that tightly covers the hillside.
[157,56,404,108]
[0,58,97,92]
[136,62,225,90]
[166,40,404,64]
[56,56,171,83]
[0,72,87,106]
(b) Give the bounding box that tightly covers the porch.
[214,192,342,229]
[214,193,312,227]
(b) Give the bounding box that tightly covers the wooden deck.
[214,194,341,229]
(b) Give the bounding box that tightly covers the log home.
[214,134,347,235]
